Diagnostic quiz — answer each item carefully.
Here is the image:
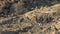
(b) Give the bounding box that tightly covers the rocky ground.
[0,0,60,34]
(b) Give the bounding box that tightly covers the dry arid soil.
[0,0,60,34]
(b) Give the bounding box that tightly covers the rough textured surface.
[0,0,60,34]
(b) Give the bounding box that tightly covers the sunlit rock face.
[0,0,60,34]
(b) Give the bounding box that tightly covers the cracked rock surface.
[0,0,60,34]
